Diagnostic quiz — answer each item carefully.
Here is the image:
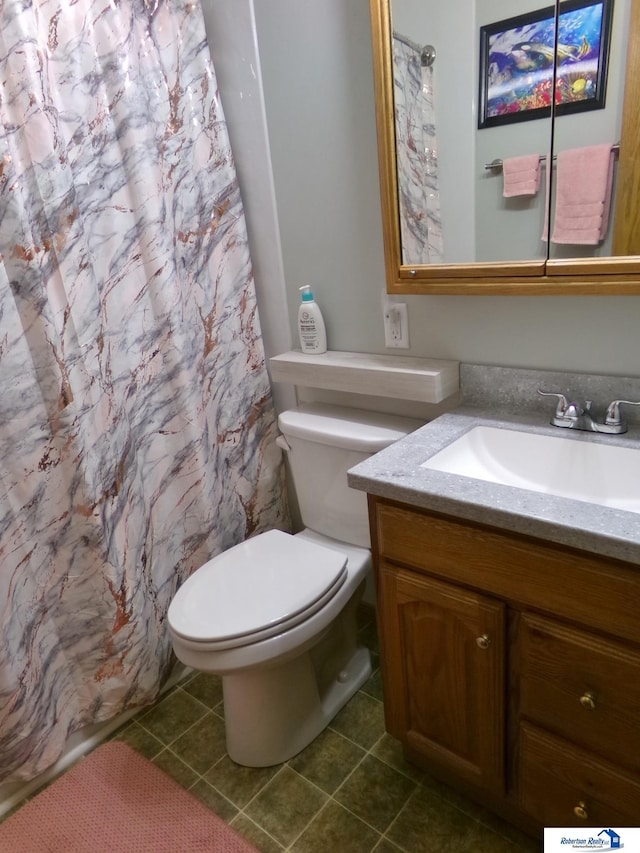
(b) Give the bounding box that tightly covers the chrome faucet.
[537,389,640,435]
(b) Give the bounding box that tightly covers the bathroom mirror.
[371,0,640,293]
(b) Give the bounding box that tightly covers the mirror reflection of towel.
[550,144,615,245]
[502,154,542,197]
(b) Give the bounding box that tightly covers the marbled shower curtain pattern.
[393,36,443,265]
[0,0,288,782]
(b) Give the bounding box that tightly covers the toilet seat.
[168,529,347,649]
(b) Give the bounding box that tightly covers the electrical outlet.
[384,302,409,348]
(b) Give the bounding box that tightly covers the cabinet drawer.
[372,500,640,645]
[519,613,640,774]
[519,723,640,826]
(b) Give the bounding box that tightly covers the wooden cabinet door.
[379,564,505,795]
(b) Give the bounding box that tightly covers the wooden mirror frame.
[371,0,640,294]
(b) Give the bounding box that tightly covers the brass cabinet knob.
[573,801,589,820]
[476,634,491,650]
[579,691,596,711]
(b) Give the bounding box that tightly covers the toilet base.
[168,534,374,767]
[223,644,371,767]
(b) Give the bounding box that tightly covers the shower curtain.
[0,0,288,783]
[393,36,444,265]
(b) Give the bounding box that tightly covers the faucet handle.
[537,388,570,416]
[604,399,640,426]
[537,388,584,419]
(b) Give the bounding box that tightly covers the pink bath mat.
[0,741,259,852]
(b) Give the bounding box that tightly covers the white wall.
[396,0,631,263]
[476,0,631,261]
[393,0,476,262]
[252,0,390,355]
[199,0,296,413]
[205,0,640,381]
[474,0,552,262]
[549,0,631,259]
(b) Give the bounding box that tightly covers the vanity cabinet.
[370,496,640,832]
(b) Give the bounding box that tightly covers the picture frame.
[478,0,614,129]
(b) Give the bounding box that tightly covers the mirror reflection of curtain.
[0,0,288,784]
[392,34,443,264]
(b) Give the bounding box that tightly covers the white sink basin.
[421,426,640,513]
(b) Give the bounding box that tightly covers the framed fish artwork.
[478,0,614,129]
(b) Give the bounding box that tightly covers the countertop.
[347,406,640,565]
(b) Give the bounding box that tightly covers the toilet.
[167,403,419,766]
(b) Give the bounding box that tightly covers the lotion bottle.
[297,285,327,354]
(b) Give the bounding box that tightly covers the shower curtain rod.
[392,31,436,67]
[485,142,620,171]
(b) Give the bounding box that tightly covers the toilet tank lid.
[278,404,423,452]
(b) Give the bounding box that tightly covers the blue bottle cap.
[299,285,314,302]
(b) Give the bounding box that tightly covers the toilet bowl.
[167,404,420,766]
[169,529,372,766]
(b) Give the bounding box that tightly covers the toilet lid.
[168,529,348,644]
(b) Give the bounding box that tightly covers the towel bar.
[485,143,620,172]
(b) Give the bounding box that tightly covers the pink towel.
[550,143,615,245]
[502,154,542,197]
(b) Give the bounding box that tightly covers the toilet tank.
[278,404,422,548]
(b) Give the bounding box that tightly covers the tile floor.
[110,611,542,853]
[5,610,543,852]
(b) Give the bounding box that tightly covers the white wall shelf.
[269,350,459,404]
